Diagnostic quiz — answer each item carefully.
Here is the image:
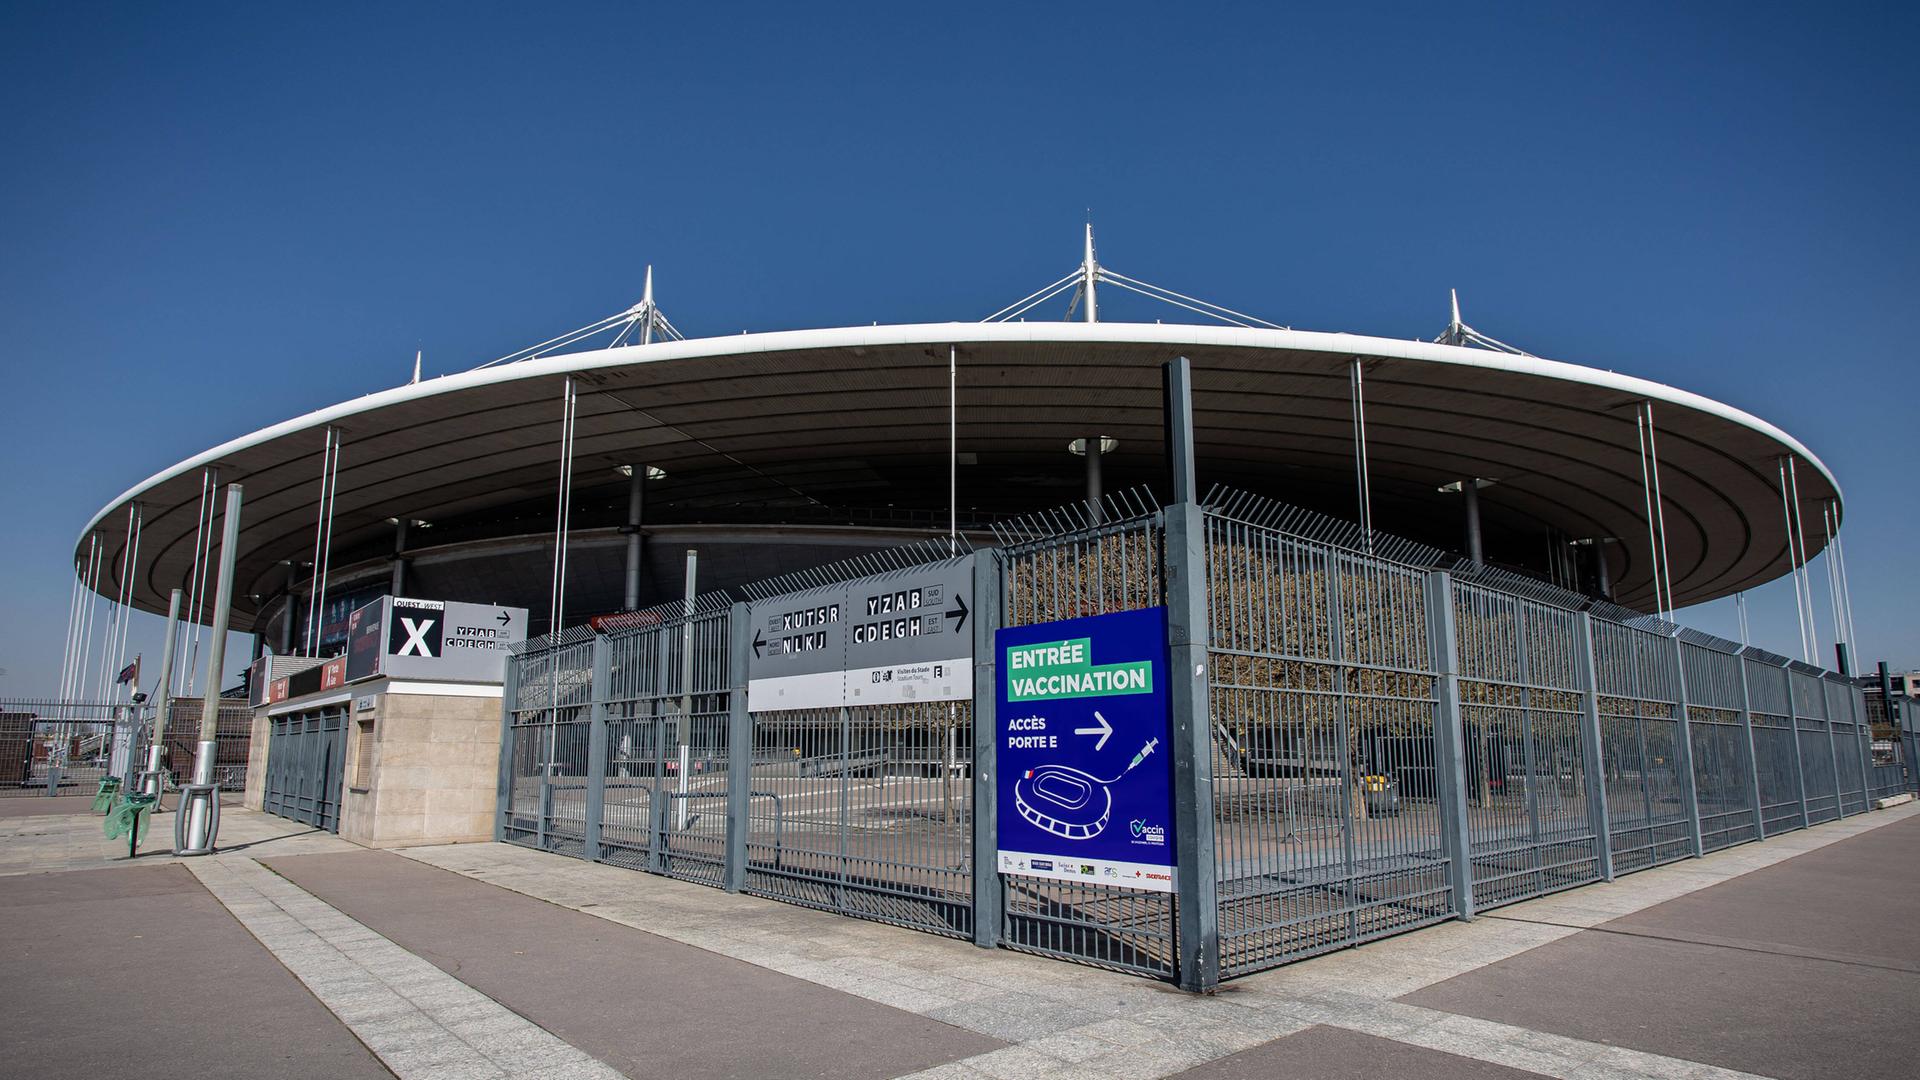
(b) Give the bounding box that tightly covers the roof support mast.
[1081,223,1097,323]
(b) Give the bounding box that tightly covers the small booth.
[244,596,527,848]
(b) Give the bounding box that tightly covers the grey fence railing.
[496,491,1914,992]
[1,697,251,797]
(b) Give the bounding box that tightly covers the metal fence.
[995,495,1174,975]
[0,700,128,796]
[495,490,1906,991]
[0,696,252,797]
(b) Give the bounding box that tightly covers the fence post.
[582,634,610,861]
[1573,614,1615,881]
[1668,635,1706,858]
[1425,572,1475,919]
[1905,702,1920,795]
[1166,501,1219,992]
[1851,688,1874,808]
[1906,702,1920,795]
[494,655,520,842]
[724,602,752,893]
[969,553,1003,950]
[1780,659,1811,829]
[1821,679,1846,818]
[1734,652,1766,839]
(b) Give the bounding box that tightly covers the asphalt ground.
[265,848,1005,1080]
[0,862,391,1079]
[0,794,105,817]
[1171,1024,1552,1079]
[1400,813,1920,1080]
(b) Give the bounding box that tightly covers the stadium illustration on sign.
[1012,729,1160,840]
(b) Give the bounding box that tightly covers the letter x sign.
[389,614,441,658]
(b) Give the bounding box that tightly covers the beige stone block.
[378,787,428,815]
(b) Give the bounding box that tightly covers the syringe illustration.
[1013,724,1161,841]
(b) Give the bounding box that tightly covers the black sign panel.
[345,599,386,683]
[388,600,445,659]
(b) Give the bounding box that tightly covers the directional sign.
[345,596,529,684]
[995,606,1175,893]
[747,555,974,711]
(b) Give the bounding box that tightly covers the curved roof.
[76,321,1842,628]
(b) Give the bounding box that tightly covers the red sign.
[270,677,290,704]
[321,656,347,690]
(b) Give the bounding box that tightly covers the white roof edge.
[75,321,1842,548]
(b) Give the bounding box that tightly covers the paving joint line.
[186,855,623,1080]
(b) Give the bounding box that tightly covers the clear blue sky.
[2,2,1914,698]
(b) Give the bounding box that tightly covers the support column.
[1425,572,1475,918]
[969,555,1002,949]
[277,595,296,655]
[390,518,408,596]
[582,634,610,861]
[1085,436,1103,524]
[623,469,645,610]
[724,601,752,893]
[138,589,184,792]
[1574,614,1615,880]
[1462,481,1484,566]
[178,483,242,856]
[1164,358,1196,504]
[1735,652,1767,839]
[1669,635,1706,857]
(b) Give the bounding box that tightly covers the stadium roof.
[76,321,1841,628]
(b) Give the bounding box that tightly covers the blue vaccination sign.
[995,606,1175,893]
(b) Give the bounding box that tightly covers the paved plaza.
[1,796,1915,1080]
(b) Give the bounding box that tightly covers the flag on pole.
[117,656,140,686]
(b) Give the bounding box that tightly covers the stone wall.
[242,711,270,811]
[337,691,501,848]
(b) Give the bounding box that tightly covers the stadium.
[73,245,1842,649]
[55,240,1916,992]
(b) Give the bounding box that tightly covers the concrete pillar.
[624,470,645,610]
[389,518,409,596]
[1085,436,1103,524]
[1462,481,1484,566]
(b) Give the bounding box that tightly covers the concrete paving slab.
[267,849,1004,1080]
[1165,1024,1552,1080]
[1401,816,1920,1080]
[0,862,391,1080]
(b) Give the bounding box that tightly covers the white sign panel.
[746,556,973,711]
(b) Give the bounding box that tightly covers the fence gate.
[1204,505,1451,975]
[1455,585,1602,907]
[501,634,593,853]
[261,705,346,831]
[991,500,1177,976]
[602,607,731,887]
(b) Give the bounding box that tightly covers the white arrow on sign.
[1074,710,1113,752]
